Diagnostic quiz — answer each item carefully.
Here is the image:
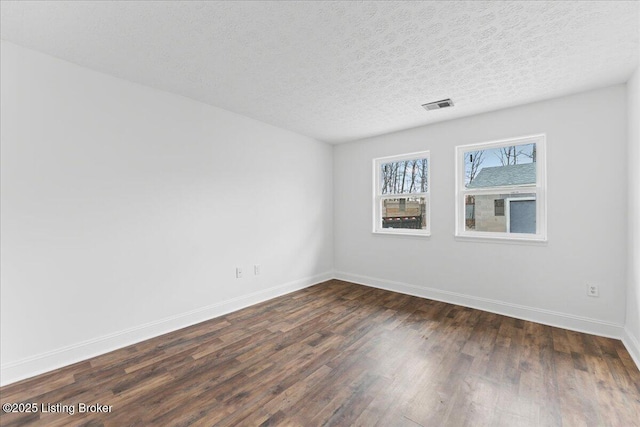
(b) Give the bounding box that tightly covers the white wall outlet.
[236,267,243,279]
[587,284,599,297]
[254,264,260,275]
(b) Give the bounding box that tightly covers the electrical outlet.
[587,284,599,297]
[236,267,243,279]
[254,264,260,276]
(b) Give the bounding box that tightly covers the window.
[373,151,430,236]
[455,134,546,242]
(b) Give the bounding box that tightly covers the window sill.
[373,230,431,238]
[454,234,547,245]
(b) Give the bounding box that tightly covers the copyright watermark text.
[2,402,112,415]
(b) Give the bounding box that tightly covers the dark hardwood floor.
[1,280,639,426]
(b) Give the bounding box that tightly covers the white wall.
[334,85,628,337]
[626,67,640,366]
[0,41,333,385]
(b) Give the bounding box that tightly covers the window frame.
[373,150,431,237]
[454,134,547,242]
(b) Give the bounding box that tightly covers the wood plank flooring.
[1,280,639,426]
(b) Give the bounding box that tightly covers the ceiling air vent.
[421,98,454,111]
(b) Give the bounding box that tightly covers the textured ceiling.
[1,1,638,144]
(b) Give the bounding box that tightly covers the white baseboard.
[622,328,640,371]
[334,271,625,340]
[0,271,333,387]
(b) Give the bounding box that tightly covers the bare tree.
[465,151,484,184]
[419,158,428,192]
[381,165,387,194]
[399,161,408,193]
[383,162,398,194]
[497,143,537,165]
[381,158,428,194]
[391,162,399,193]
[408,159,419,193]
[522,144,537,162]
[496,146,518,165]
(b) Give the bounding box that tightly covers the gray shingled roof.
[467,163,536,188]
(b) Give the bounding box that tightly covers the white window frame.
[373,151,431,237]
[455,134,547,242]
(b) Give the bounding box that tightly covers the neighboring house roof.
[467,163,536,188]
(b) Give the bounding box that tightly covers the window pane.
[465,193,536,233]
[382,197,427,230]
[465,143,536,188]
[380,158,428,194]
